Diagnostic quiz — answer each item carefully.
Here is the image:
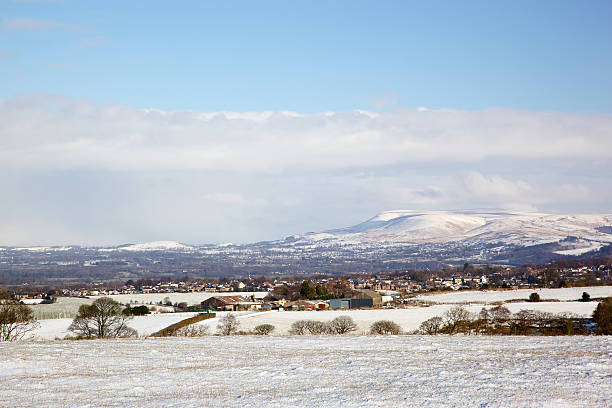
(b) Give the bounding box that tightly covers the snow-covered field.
[32,312,202,340]
[19,298,45,305]
[26,286,610,338]
[29,292,268,319]
[29,297,94,319]
[31,311,262,340]
[198,302,601,335]
[416,286,612,304]
[31,300,606,340]
[32,286,610,320]
[31,301,602,339]
[2,336,610,407]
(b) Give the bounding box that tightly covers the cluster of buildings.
[58,279,273,298]
[199,289,389,312]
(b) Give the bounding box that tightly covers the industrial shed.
[352,290,383,308]
[328,290,383,309]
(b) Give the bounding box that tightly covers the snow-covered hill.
[5,210,612,274]
[296,210,612,254]
[111,241,194,252]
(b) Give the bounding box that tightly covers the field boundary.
[150,312,216,337]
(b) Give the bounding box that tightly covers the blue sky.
[2,0,611,112]
[1,1,611,245]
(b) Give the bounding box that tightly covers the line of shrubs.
[169,314,280,336]
[289,316,402,335]
[415,300,612,335]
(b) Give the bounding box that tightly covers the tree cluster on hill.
[122,305,150,316]
[267,279,350,302]
[369,320,402,335]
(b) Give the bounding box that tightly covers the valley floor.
[2,336,610,407]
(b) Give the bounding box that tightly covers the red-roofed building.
[200,296,261,311]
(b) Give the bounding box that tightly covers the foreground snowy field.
[2,336,610,407]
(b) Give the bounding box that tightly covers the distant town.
[9,259,612,312]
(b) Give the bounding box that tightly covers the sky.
[0,0,611,246]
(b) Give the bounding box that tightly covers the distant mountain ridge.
[2,210,612,283]
[6,210,612,256]
[290,210,612,255]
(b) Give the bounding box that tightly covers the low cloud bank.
[2,94,610,173]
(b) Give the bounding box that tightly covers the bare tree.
[443,306,472,334]
[216,313,240,335]
[68,297,136,339]
[511,309,536,335]
[174,324,210,337]
[593,296,612,334]
[369,320,402,335]
[329,316,358,334]
[304,320,328,335]
[528,292,541,302]
[253,324,275,335]
[490,305,511,322]
[478,307,491,323]
[419,316,443,335]
[0,302,40,341]
[289,320,309,335]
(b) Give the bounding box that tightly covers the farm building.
[328,299,351,309]
[352,290,383,308]
[287,300,329,311]
[328,290,384,309]
[200,296,261,311]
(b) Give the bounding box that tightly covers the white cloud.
[0,18,88,33]
[0,94,610,245]
[463,172,597,211]
[464,173,534,200]
[1,94,611,173]
[383,185,451,207]
[202,192,250,206]
[47,62,72,69]
[77,36,107,48]
[369,92,398,110]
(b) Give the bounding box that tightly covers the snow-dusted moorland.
[2,336,610,407]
